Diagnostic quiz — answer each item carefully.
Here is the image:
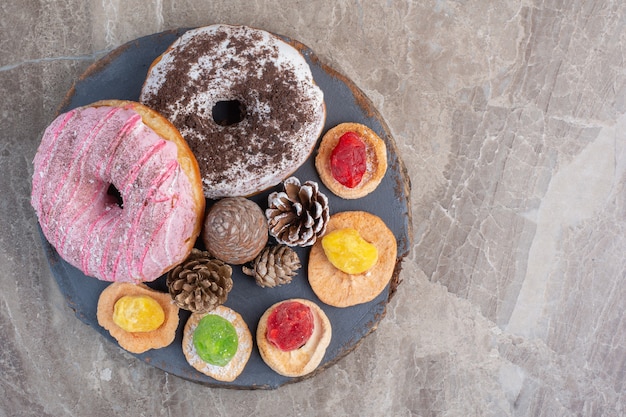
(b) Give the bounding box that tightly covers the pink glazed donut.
[31,100,205,283]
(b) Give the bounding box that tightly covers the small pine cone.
[242,245,301,288]
[166,249,233,313]
[266,177,330,247]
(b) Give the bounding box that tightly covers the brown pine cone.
[202,197,268,265]
[166,249,233,313]
[266,177,329,247]
[242,245,301,288]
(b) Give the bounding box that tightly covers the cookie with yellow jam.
[308,211,397,307]
[96,282,179,354]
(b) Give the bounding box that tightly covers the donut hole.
[212,100,246,126]
[107,183,124,208]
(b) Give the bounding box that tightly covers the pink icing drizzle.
[31,105,198,282]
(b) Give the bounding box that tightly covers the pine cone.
[202,197,268,265]
[166,249,233,313]
[266,177,330,246]
[242,245,301,288]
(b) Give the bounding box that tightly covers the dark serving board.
[41,28,412,389]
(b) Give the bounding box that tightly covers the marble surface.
[1,1,625,416]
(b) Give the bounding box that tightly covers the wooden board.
[39,28,412,389]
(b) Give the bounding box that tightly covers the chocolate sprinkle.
[141,26,322,198]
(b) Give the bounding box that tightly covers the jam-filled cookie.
[96,282,180,354]
[308,211,397,307]
[256,298,331,377]
[182,305,252,382]
[315,123,387,199]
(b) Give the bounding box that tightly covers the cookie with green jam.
[182,305,252,382]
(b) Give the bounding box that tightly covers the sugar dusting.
[182,305,252,382]
[140,24,325,198]
[31,105,198,282]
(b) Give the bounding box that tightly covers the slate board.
[40,28,412,389]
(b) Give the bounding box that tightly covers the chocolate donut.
[140,24,326,199]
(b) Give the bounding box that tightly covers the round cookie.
[256,298,331,378]
[182,305,252,382]
[96,282,180,354]
[315,123,387,199]
[308,211,397,307]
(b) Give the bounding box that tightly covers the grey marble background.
[1,1,625,416]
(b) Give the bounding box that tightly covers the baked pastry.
[182,305,252,382]
[202,197,268,264]
[315,123,387,199]
[308,211,397,307]
[140,24,326,198]
[256,298,331,377]
[31,100,205,283]
[96,282,180,354]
